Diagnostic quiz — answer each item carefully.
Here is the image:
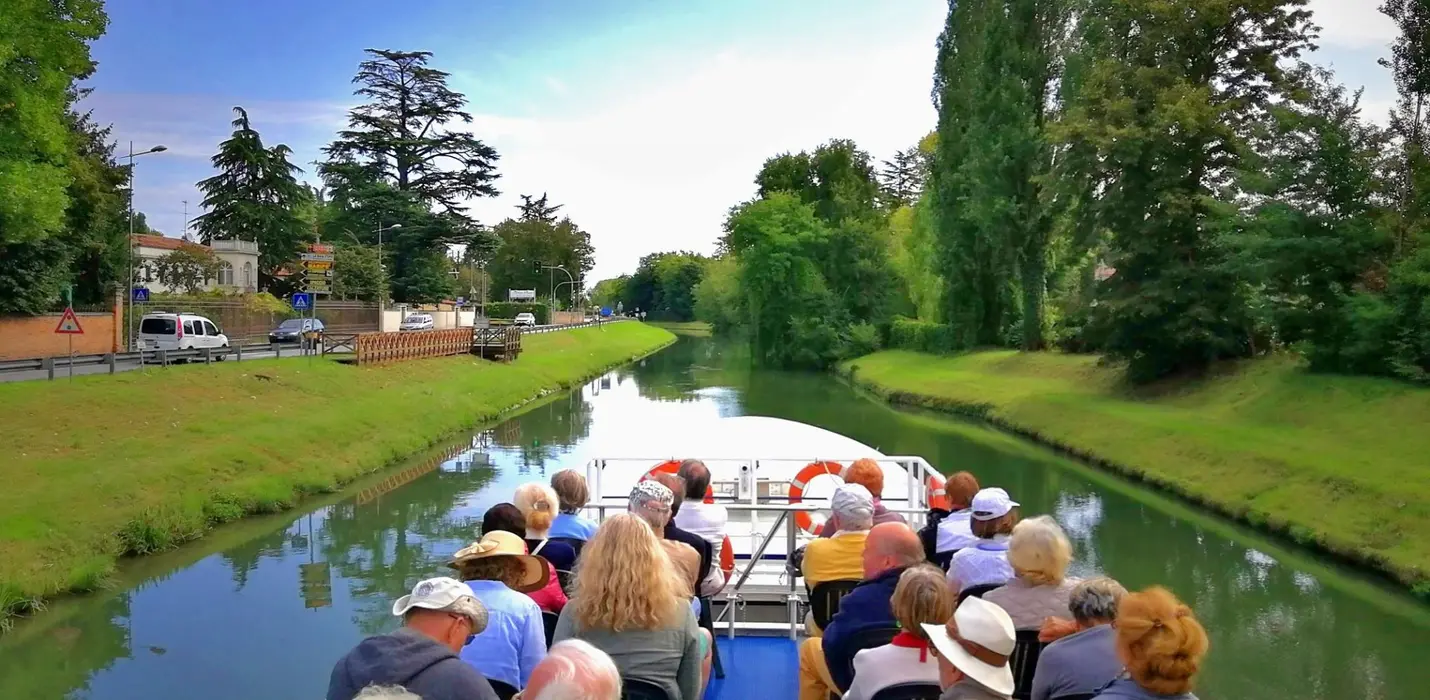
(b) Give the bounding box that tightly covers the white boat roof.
[623,415,886,461]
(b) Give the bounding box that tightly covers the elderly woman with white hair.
[515,640,622,700]
[982,515,1079,630]
[1029,577,1127,700]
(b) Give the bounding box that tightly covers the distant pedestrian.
[327,577,499,700]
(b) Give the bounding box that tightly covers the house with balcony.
[131,234,261,294]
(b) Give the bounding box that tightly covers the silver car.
[399,313,435,331]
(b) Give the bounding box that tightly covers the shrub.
[485,302,550,324]
[888,316,954,353]
[848,321,881,357]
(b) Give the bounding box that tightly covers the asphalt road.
[0,346,290,383]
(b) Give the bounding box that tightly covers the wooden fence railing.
[354,328,471,366]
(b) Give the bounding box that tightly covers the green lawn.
[842,350,1430,592]
[0,322,675,624]
[648,321,713,336]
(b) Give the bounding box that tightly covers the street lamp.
[377,222,402,261]
[124,142,167,350]
[539,263,576,309]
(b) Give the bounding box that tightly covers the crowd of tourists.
[326,460,1210,700]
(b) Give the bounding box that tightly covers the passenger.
[448,531,550,692]
[799,522,926,700]
[983,516,1079,630]
[933,471,981,556]
[673,458,731,596]
[650,472,716,597]
[552,513,711,700]
[803,484,876,637]
[516,639,622,700]
[352,686,420,700]
[817,458,908,538]
[922,596,1018,700]
[515,483,579,574]
[946,488,1020,596]
[327,577,499,700]
[628,480,702,598]
[1093,587,1208,700]
[1030,577,1127,700]
[843,565,955,700]
[548,469,599,541]
[483,503,568,613]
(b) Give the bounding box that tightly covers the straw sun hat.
[448,531,550,593]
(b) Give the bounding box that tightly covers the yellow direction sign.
[54,307,84,335]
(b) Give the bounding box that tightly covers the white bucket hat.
[970,487,1019,522]
[922,596,1016,696]
[392,577,489,633]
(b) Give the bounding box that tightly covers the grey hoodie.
[327,627,499,700]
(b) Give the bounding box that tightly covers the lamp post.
[124,142,167,350]
[539,264,576,310]
[377,223,401,297]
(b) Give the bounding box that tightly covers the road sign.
[300,253,335,262]
[131,287,150,303]
[308,243,335,255]
[54,307,85,334]
[291,293,312,310]
[456,296,466,306]
[600,306,612,318]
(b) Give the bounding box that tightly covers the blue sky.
[86,0,1394,282]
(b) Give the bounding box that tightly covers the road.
[0,346,289,383]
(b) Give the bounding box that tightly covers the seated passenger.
[817,458,907,538]
[483,503,567,613]
[327,577,499,700]
[1093,587,1208,700]
[650,472,715,597]
[799,522,926,700]
[923,596,1018,700]
[628,480,701,597]
[448,532,550,691]
[843,565,954,700]
[932,471,981,557]
[517,639,622,700]
[1031,577,1126,700]
[984,516,1079,630]
[552,513,712,700]
[947,488,1020,596]
[803,484,876,636]
[515,483,579,574]
[673,459,731,595]
[549,469,599,542]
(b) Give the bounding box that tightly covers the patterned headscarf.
[630,479,675,512]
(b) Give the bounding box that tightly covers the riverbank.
[0,323,676,625]
[840,350,1430,594]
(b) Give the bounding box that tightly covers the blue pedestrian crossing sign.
[131,287,150,303]
[291,293,312,310]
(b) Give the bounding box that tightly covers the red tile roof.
[131,234,205,252]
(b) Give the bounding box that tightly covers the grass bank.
[840,350,1430,594]
[648,321,713,336]
[0,322,675,624]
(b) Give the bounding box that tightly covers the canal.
[2,334,1428,699]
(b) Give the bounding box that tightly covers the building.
[131,234,260,294]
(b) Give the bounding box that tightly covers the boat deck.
[704,636,799,700]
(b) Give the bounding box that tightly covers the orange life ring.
[642,461,734,578]
[926,474,949,510]
[788,460,848,535]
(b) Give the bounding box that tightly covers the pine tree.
[517,193,563,223]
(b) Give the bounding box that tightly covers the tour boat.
[581,415,945,698]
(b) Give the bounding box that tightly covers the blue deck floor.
[703,636,800,700]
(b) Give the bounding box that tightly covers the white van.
[138,312,230,353]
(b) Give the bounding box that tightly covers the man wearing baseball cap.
[327,577,499,700]
[922,596,1017,699]
[802,484,877,637]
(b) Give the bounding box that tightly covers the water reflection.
[1,335,1428,700]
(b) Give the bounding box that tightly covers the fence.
[353,328,472,366]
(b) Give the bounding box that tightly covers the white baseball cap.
[970,487,1019,521]
[922,596,1016,695]
[831,483,875,522]
[392,577,489,632]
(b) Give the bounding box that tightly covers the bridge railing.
[354,328,471,366]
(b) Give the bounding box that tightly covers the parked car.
[514,312,537,326]
[268,317,325,343]
[399,313,435,331]
[138,312,230,354]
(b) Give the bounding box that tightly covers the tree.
[324,49,499,214]
[589,276,629,310]
[60,92,131,306]
[332,243,386,302]
[1380,0,1430,257]
[877,148,927,209]
[517,193,563,224]
[152,246,221,294]
[485,217,594,306]
[693,255,744,335]
[191,107,308,283]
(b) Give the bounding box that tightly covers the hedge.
[485,302,550,325]
[888,317,954,353]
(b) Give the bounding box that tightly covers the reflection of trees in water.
[320,467,496,635]
[0,594,132,699]
[219,521,297,590]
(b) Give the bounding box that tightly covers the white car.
[514,312,537,326]
[399,313,435,331]
[138,312,230,353]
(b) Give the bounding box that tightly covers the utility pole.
[123,142,167,350]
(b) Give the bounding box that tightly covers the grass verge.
[0,322,675,625]
[648,321,713,336]
[840,350,1430,595]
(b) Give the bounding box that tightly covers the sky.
[86,0,1397,284]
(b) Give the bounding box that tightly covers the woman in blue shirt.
[449,531,550,694]
[548,469,600,542]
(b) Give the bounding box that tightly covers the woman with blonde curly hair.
[552,513,711,700]
[984,515,1079,629]
[1094,587,1208,699]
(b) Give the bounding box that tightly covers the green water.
[2,335,1428,699]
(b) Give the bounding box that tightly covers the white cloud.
[1308,0,1397,50]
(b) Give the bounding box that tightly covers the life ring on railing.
[788,460,848,535]
[926,473,949,511]
[642,460,735,579]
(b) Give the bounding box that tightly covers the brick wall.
[0,312,119,360]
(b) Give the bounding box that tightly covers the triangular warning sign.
[54,307,84,335]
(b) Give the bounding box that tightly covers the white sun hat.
[921,596,1016,696]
